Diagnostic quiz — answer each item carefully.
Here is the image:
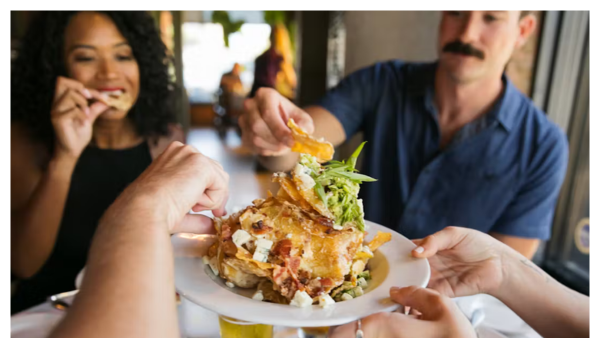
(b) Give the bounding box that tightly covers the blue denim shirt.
[318,61,568,240]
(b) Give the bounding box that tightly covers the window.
[182,22,271,103]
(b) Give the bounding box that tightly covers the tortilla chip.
[287,119,334,162]
[273,174,315,213]
[355,251,374,259]
[101,93,134,112]
[368,231,392,252]
[293,176,334,219]
[222,259,262,288]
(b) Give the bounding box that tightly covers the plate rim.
[173,220,430,327]
[11,312,64,333]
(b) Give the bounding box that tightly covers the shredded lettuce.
[300,142,376,231]
[358,270,371,281]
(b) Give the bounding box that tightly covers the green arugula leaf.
[348,141,367,169]
[334,171,377,182]
[324,160,347,168]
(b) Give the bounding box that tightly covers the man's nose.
[458,13,481,44]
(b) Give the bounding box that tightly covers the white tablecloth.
[10,294,298,338]
[11,293,542,338]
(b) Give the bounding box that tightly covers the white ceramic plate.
[11,312,64,338]
[172,221,430,328]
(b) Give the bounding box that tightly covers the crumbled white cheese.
[286,233,292,239]
[225,281,235,288]
[290,290,314,307]
[293,164,316,189]
[341,293,354,301]
[255,238,274,250]
[253,238,274,262]
[202,255,210,265]
[357,277,368,288]
[232,229,252,248]
[252,290,264,301]
[253,251,268,262]
[333,224,344,231]
[318,294,335,307]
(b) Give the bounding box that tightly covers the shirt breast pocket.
[432,158,522,229]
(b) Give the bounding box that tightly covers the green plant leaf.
[348,141,367,169]
[334,171,377,182]
[211,11,245,48]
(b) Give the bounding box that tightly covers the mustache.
[442,40,485,60]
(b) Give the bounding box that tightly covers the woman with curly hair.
[11,11,184,313]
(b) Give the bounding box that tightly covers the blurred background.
[11,10,589,296]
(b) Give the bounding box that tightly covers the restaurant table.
[10,130,544,338]
[12,291,543,338]
[10,293,298,338]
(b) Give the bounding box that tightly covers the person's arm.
[49,197,179,338]
[492,250,589,338]
[11,78,108,278]
[49,142,228,338]
[412,226,589,338]
[489,232,539,259]
[241,64,385,172]
[11,146,77,278]
[490,126,569,259]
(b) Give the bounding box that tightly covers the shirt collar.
[493,75,521,132]
[413,62,521,133]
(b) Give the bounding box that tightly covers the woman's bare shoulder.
[11,123,48,208]
[11,123,48,166]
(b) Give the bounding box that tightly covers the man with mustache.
[240,11,568,259]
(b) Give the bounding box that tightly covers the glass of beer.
[218,315,273,338]
[298,326,330,338]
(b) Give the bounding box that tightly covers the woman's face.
[63,12,140,120]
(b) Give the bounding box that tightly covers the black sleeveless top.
[11,141,152,314]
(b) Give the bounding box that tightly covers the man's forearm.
[493,251,589,338]
[489,232,540,259]
[49,195,179,338]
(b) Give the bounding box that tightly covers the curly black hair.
[11,11,177,153]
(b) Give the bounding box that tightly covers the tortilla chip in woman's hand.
[97,92,134,112]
